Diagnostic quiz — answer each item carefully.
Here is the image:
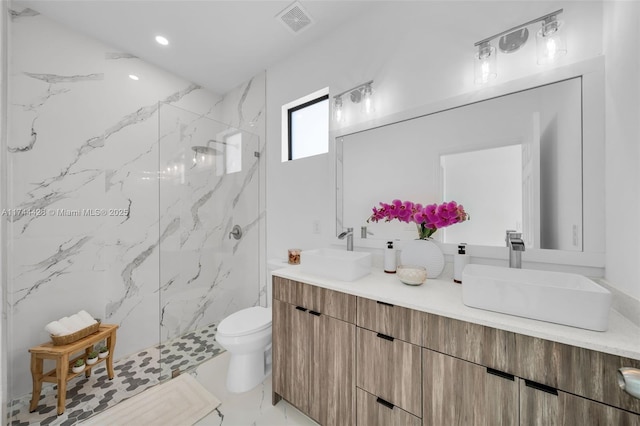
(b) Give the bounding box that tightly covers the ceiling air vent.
[276,1,314,35]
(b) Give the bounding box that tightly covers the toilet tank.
[266,259,290,307]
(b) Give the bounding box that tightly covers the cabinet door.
[423,348,518,425]
[272,299,311,413]
[519,378,640,426]
[309,313,355,426]
[356,388,420,426]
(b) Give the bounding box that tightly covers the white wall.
[603,1,640,300]
[266,1,604,263]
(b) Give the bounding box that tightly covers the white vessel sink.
[462,264,612,331]
[302,248,372,282]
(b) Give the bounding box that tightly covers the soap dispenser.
[384,241,397,273]
[453,243,469,284]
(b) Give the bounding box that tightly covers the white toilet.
[215,259,289,393]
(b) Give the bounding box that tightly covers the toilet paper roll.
[45,321,71,336]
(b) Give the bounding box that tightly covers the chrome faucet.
[338,227,354,251]
[506,230,525,268]
[360,226,374,239]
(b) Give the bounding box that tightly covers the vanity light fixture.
[473,9,565,84]
[155,35,169,46]
[332,80,374,122]
[536,14,567,64]
[474,42,497,85]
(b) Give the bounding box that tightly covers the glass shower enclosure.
[157,103,261,379]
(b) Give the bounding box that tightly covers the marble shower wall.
[6,8,266,399]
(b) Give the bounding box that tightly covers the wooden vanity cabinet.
[272,277,356,425]
[273,276,640,425]
[424,312,640,424]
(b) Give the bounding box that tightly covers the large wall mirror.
[337,77,587,251]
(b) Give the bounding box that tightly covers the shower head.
[191,145,221,156]
[191,139,224,156]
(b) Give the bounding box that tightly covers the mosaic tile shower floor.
[9,324,222,426]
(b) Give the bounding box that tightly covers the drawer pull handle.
[525,379,558,396]
[376,301,395,307]
[376,397,394,410]
[486,368,515,381]
[295,306,308,312]
[309,310,321,316]
[376,333,394,342]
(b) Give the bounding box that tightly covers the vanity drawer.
[356,297,423,345]
[423,313,517,375]
[272,277,355,323]
[516,334,640,415]
[300,282,355,324]
[356,388,420,426]
[273,276,305,305]
[356,327,422,417]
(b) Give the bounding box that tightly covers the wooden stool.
[28,324,118,415]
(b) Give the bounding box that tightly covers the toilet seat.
[217,307,272,337]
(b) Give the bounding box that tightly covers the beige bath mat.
[81,373,220,425]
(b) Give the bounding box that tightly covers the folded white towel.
[67,314,86,331]
[45,321,71,336]
[77,310,97,326]
[59,316,80,333]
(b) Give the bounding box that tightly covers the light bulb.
[334,97,343,123]
[481,60,490,84]
[536,16,566,65]
[155,35,169,46]
[546,38,557,60]
[474,43,496,85]
[362,84,374,115]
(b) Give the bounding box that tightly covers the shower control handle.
[229,225,243,240]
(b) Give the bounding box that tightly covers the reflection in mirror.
[338,77,582,250]
[441,145,522,247]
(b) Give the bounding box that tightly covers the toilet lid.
[217,307,272,337]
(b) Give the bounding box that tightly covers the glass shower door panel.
[158,103,260,379]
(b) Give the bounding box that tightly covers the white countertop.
[273,266,640,360]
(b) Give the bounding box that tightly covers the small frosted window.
[287,95,329,160]
[225,132,242,174]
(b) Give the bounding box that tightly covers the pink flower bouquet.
[367,200,469,239]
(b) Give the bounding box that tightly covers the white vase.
[72,365,85,374]
[87,357,98,365]
[98,351,109,359]
[400,239,445,279]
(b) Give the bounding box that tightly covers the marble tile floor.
[192,351,318,426]
[9,323,222,425]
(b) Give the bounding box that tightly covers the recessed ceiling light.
[155,35,169,46]
[129,74,139,81]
